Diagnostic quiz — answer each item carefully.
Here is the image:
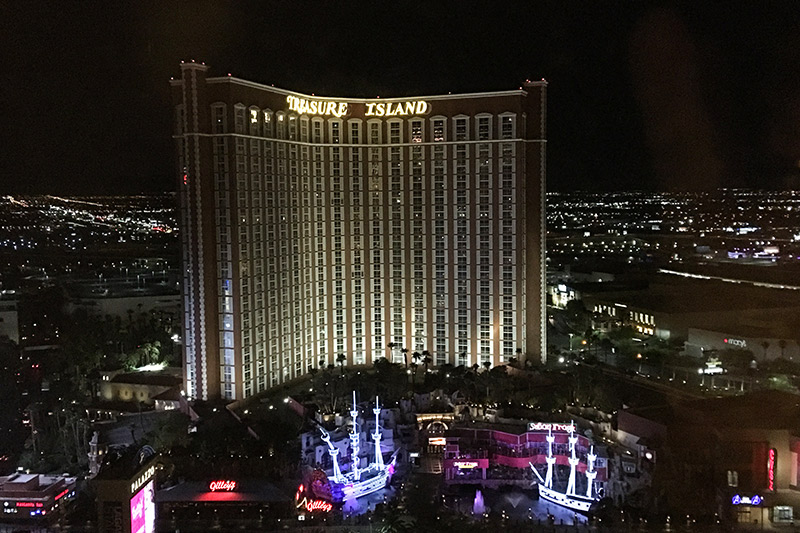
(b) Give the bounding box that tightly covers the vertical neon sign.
[768,448,776,491]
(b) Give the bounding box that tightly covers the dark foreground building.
[172,62,547,400]
[618,390,800,525]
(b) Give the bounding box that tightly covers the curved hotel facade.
[172,62,546,401]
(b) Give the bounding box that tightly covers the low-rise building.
[0,473,76,520]
[685,327,800,361]
[98,367,182,406]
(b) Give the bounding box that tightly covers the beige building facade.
[172,62,547,400]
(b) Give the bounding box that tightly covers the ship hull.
[538,485,594,513]
[336,469,390,501]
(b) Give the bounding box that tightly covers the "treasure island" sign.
[286,95,429,118]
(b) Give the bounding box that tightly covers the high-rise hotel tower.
[172,62,546,401]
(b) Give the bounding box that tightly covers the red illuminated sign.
[209,480,237,492]
[768,449,776,491]
[16,502,43,508]
[54,489,70,501]
[295,484,333,513]
[304,499,333,512]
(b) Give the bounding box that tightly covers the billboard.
[130,480,155,533]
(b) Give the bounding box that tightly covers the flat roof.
[625,390,800,432]
[109,372,182,387]
[584,274,800,314]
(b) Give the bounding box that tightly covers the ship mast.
[320,427,343,482]
[349,391,361,481]
[544,426,555,489]
[566,421,579,496]
[372,396,384,468]
[585,445,597,498]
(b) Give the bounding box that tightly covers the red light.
[724,338,728,343]
[54,489,69,501]
[209,480,236,492]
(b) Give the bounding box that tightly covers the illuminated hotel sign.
[732,494,762,506]
[768,449,776,491]
[286,95,430,118]
[365,101,429,117]
[130,465,156,495]
[287,96,349,117]
[428,437,446,446]
[528,422,576,433]
[453,461,480,469]
[209,480,237,492]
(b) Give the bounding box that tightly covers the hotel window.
[300,117,309,141]
[411,120,423,143]
[312,119,323,143]
[234,104,246,134]
[432,118,445,141]
[454,117,468,141]
[500,114,515,139]
[350,121,361,144]
[330,120,341,144]
[389,121,401,144]
[369,121,381,144]
[211,103,226,134]
[263,110,273,137]
[476,115,491,140]
[288,115,297,140]
[276,113,286,139]
[249,107,260,135]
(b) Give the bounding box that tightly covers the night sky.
[2,1,799,195]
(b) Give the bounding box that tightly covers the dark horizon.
[2,1,799,196]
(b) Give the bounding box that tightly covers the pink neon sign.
[768,449,775,491]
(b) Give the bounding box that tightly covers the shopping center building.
[172,62,547,400]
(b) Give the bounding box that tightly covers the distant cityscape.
[3,189,798,271]
[1,189,799,532]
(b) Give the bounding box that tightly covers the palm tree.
[401,347,409,368]
[387,342,395,363]
[482,360,491,371]
[422,350,432,373]
[779,339,787,359]
[336,353,347,376]
[761,341,770,360]
[309,366,318,391]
